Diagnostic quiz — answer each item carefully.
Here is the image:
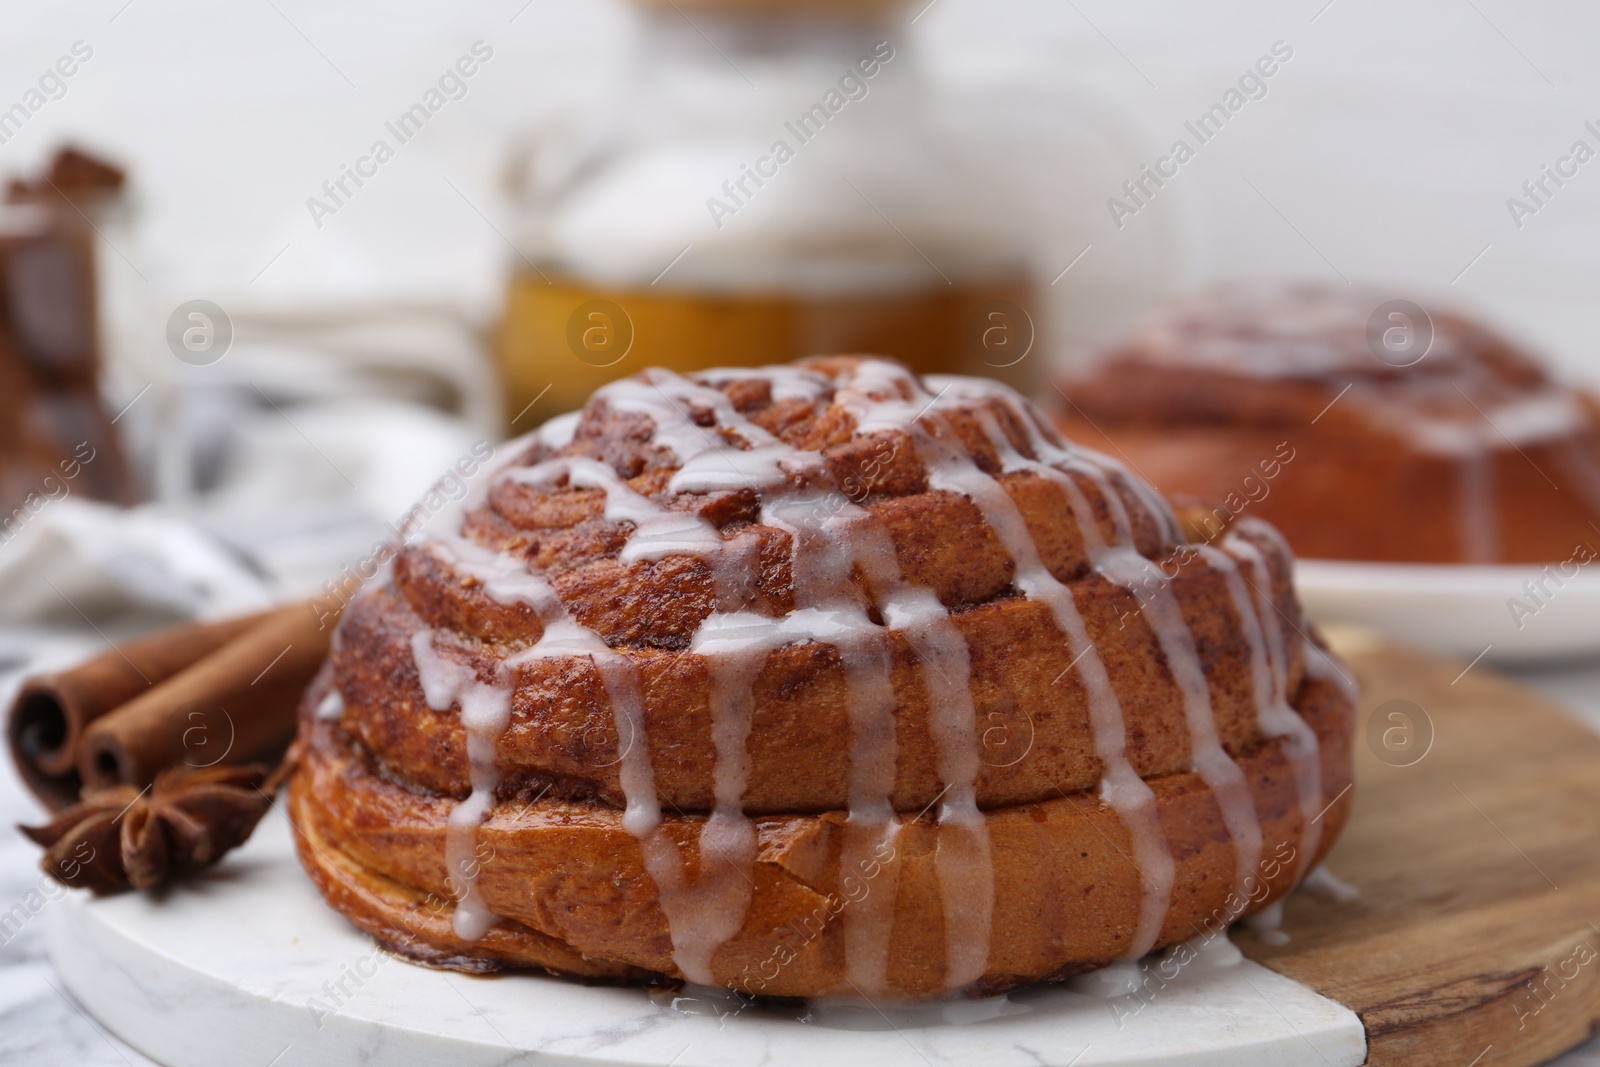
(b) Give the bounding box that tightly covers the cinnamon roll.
[1055,283,1600,563]
[290,357,1356,999]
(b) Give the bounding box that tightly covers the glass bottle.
[497,0,1037,419]
[0,149,134,521]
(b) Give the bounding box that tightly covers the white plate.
[1295,559,1600,665]
[45,808,1365,1067]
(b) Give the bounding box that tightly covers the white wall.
[3,0,1595,383]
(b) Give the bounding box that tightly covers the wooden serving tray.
[1236,628,1600,1066]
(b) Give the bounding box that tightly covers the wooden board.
[1235,627,1600,1066]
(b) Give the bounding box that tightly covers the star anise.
[18,763,285,893]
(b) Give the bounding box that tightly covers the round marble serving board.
[44,805,1364,1067]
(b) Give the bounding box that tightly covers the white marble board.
[45,808,1365,1067]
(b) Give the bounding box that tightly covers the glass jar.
[0,152,135,520]
[497,0,1037,419]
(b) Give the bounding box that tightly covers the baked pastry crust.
[1056,284,1600,564]
[291,356,1357,999]
[293,665,1352,997]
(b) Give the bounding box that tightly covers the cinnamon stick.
[7,611,271,809]
[78,604,332,793]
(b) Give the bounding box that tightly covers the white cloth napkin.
[0,394,488,630]
[0,499,272,626]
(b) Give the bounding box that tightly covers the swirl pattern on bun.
[291,357,1356,998]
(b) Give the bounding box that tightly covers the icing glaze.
[396,359,1320,993]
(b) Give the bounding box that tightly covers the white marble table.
[5,643,1600,1067]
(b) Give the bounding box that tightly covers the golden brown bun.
[338,537,1305,815]
[291,356,1357,999]
[291,668,1352,997]
[1056,283,1600,564]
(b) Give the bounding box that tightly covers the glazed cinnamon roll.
[290,357,1356,999]
[1055,283,1600,564]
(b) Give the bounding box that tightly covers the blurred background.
[3,0,1598,627]
[3,0,1600,1060]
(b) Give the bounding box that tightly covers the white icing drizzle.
[410,442,640,941]
[1187,931,1244,969]
[1066,932,1244,1000]
[1456,450,1498,563]
[509,457,726,566]
[698,365,834,404]
[1242,898,1289,945]
[1067,958,1146,998]
[952,378,1265,942]
[949,430,1180,957]
[540,410,581,448]
[402,358,1301,992]
[314,689,345,721]
[419,531,683,944]
[1354,388,1589,457]
[657,368,916,993]
[1100,551,1265,900]
[1324,386,1597,565]
[1300,864,1360,903]
[1200,530,1323,884]
[830,365,999,989]
[495,367,918,990]
[1108,286,1600,567]
[887,402,1161,962]
[1057,516,1259,902]
[754,490,905,995]
[929,373,1184,549]
[830,507,978,993]
[1301,638,1361,753]
[587,364,992,991]
[410,629,512,941]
